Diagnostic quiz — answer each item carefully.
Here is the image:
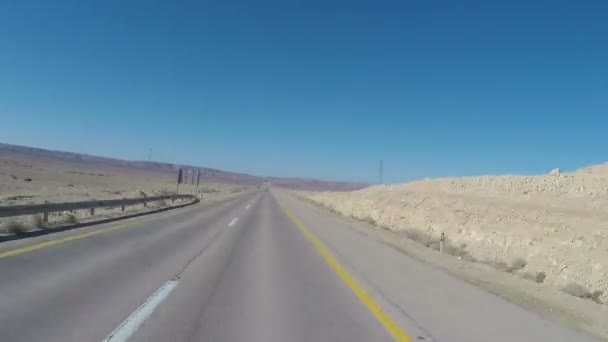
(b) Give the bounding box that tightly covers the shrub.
[562,282,592,299]
[522,272,535,282]
[64,213,79,224]
[486,260,509,272]
[507,258,527,273]
[562,283,604,303]
[428,241,441,251]
[404,229,424,242]
[536,271,547,283]
[4,221,29,234]
[445,243,470,259]
[461,254,477,262]
[32,215,45,229]
[353,215,376,225]
[522,271,546,283]
[591,291,604,304]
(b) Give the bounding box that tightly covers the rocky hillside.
[304,165,608,303]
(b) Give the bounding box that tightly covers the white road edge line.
[228,217,239,227]
[103,280,179,342]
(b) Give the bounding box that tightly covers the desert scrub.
[358,216,377,225]
[64,213,79,224]
[507,257,527,273]
[3,221,30,234]
[349,213,376,225]
[522,271,547,284]
[562,282,603,303]
[444,242,474,261]
[403,229,431,245]
[484,260,509,272]
[32,214,46,229]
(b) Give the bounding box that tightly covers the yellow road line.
[0,208,188,260]
[281,206,413,342]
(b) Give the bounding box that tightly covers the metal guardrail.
[0,194,196,219]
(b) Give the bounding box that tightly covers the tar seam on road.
[103,280,179,342]
[0,207,190,260]
[280,205,414,342]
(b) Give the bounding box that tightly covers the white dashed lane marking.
[103,280,179,342]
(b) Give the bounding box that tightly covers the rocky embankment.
[304,165,608,303]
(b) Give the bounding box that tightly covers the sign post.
[196,170,201,196]
[176,168,183,195]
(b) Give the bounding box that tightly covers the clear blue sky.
[1,1,607,183]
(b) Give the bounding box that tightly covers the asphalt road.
[0,190,599,342]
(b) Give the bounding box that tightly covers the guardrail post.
[43,201,49,222]
[90,207,95,216]
[122,199,126,212]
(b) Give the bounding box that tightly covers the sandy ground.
[0,151,251,233]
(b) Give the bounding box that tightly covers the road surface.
[0,190,598,341]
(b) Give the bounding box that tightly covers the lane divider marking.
[228,217,238,227]
[103,280,179,342]
[280,206,413,342]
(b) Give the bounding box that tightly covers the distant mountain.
[0,142,367,191]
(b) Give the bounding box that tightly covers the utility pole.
[196,169,201,195]
[176,169,183,194]
[379,160,384,185]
